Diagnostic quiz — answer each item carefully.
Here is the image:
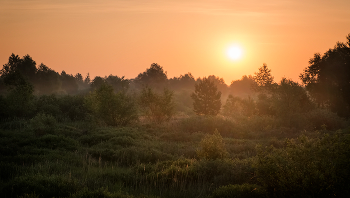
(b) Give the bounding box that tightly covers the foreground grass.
[0,116,349,197]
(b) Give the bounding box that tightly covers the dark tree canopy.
[60,71,78,94]
[300,34,350,117]
[135,63,167,90]
[169,72,196,90]
[35,64,61,94]
[191,77,222,116]
[0,54,37,86]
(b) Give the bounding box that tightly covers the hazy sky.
[1,0,350,84]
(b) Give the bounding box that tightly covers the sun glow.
[227,45,243,61]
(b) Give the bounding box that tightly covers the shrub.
[197,129,228,160]
[27,113,57,136]
[306,108,344,130]
[254,134,350,197]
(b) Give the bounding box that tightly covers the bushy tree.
[197,129,228,160]
[105,75,129,93]
[35,64,61,94]
[5,80,36,118]
[135,63,168,90]
[252,63,276,93]
[223,95,256,117]
[85,83,137,126]
[191,77,221,116]
[0,54,37,85]
[229,75,255,97]
[60,71,78,94]
[169,72,196,90]
[300,34,350,117]
[139,87,175,123]
[272,78,314,116]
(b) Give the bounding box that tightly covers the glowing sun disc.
[227,46,243,60]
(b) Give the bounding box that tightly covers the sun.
[227,46,243,61]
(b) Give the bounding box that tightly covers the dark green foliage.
[139,87,175,123]
[60,71,79,94]
[135,63,168,90]
[272,78,314,116]
[35,63,61,94]
[300,34,350,117]
[4,80,36,118]
[211,184,267,198]
[191,77,222,116]
[255,133,350,197]
[86,83,138,126]
[2,174,79,198]
[28,113,58,136]
[0,54,37,86]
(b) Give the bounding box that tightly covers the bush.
[306,108,344,130]
[197,129,228,160]
[254,134,350,197]
[27,113,57,136]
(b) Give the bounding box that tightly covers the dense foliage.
[191,77,222,116]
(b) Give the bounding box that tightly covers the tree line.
[1,33,349,125]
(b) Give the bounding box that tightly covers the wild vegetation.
[1,35,350,198]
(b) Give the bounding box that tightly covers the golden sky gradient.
[1,0,350,84]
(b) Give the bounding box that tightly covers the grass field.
[1,114,349,198]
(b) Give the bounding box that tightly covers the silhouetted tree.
[272,78,314,116]
[84,73,91,85]
[229,75,255,97]
[191,77,221,116]
[207,75,228,95]
[252,63,276,93]
[35,64,61,94]
[90,76,105,90]
[105,75,129,93]
[169,72,196,90]
[1,54,37,86]
[60,71,78,94]
[300,34,350,117]
[135,63,168,90]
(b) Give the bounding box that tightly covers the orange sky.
[1,0,350,84]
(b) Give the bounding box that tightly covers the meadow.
[1,105,349,197]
